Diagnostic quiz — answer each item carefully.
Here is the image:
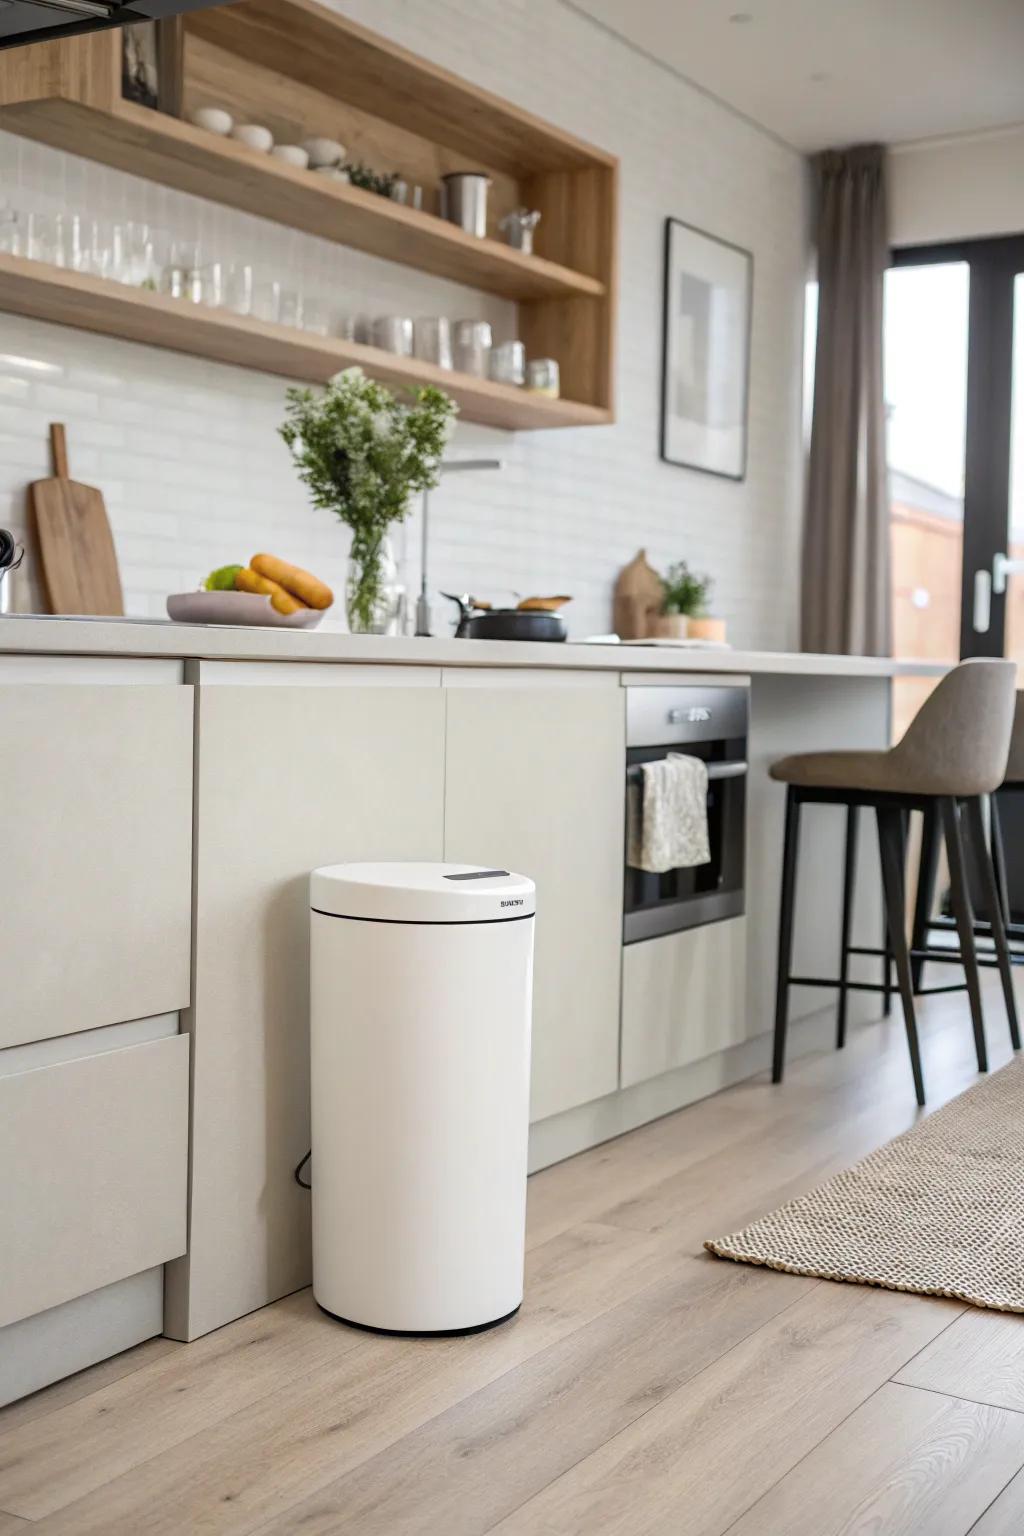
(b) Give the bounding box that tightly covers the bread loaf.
[250,553,333,611]
[234,566,307,615]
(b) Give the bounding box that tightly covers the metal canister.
[440,173,492,238]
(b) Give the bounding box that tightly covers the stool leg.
[991,792,1011,926]
[879,814,893,1017]
[911,802,940,993]
[964,796,1021,1051]
[772,786,801,1085]
[877,805,926,1106]
[940,796,988,1074]
[836,805,858,1049]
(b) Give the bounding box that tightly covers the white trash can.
[309,861,535,1336]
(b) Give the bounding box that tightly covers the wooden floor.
[4,983,1024,1536]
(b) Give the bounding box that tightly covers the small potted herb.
[656,561,725,642]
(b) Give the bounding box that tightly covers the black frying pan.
[443,594,567,642]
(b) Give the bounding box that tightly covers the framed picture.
[660,218,753,480]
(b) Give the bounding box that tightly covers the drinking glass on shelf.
[372,315,414,355]
[278,289,304,329]
[162,260,188,301]
[199,261,224,307]
[414,316,452,369]
[26,211,64,266]
[336,315,357,342]
[121,221,159,288]
[224,262,254,316]
[0,206,24,256]
[452,318,492,376]
[301,299,328,336]
[253,279,283,324]
[488,339,526,387]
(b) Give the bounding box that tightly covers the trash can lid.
[310,862,536,925]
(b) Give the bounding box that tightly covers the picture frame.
[660,217,753,481]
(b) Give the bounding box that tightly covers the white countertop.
[0,616,950,677]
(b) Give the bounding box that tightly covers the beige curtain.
[802,145,891,656]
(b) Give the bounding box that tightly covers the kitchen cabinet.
[443,681,625,1122]
[170,665,445,1341]
[620,918,748,1088]
[0,672,193,1049]
[0,1028,189,1328]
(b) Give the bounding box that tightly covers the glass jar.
[525,358,560,397]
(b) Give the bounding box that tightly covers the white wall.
[0,0,810,643]
[889,123,1024,248]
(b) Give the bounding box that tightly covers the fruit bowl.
[166,590,324,629]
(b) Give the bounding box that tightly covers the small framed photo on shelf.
[660,217,753,481]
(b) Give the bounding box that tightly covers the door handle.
[992,552,1024,595]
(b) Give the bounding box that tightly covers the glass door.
[888,238,1024,916]
[884,256,970,738]
[890,236,1024,664]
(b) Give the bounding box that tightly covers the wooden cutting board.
[31,423,124,615]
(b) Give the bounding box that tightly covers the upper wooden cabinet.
[0,675,193,1048]
[443,682,625,1123]
[0,0,617,431]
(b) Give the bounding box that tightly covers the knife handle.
[50,423,69,479]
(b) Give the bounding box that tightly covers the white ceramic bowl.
[303,136,346,168]
[231,123,274,153]
[189,106,233,136]
[271,144,310,169]
[314,166,351,183]
[167,590,323,629]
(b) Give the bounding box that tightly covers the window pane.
[884,262,969,738]
[1004,273,1024,668]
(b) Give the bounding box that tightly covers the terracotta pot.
[651,613,688,639]
[686,615,727,644]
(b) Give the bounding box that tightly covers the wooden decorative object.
[613,549,664,640]
[0,0,618,431]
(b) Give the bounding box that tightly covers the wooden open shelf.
[0,253,611,431]
[0,99,606,304]
[0,0,618,427]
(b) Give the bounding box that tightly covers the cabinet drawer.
[0,1033,189,1328]
[0,683,193,1048]
[621,919,748,1087]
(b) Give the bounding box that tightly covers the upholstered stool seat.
[771,657,1020,1107]
[772,750,920,794]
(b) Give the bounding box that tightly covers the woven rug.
[705,1057,1024,1314]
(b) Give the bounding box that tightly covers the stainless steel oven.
[624,684,748,943]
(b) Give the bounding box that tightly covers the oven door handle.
[706,759,748,781]
[626,758,748,782]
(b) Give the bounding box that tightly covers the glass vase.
[345,535,405,635]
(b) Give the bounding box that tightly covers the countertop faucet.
[415,458,503,637]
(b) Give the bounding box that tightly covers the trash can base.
[315,1301,522,1339]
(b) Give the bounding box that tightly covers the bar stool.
[770,658,1019,1106]
[912,691,1024,972]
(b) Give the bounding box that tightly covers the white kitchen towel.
[627,753,711,874]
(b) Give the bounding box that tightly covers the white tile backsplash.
[0,0,810,643]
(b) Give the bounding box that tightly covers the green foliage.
[345,162,398,197]
[662,560,713,617]
[279,367,457,629]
